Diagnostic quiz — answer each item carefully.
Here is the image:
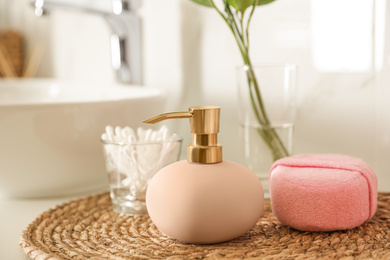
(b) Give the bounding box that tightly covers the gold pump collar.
[143,106,223,164]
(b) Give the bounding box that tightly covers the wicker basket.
[0,30,24,77]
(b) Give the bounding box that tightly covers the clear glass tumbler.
[101,137,182,215]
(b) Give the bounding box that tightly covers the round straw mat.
[20,192,390,259]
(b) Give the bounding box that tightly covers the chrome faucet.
[33,0,142,85]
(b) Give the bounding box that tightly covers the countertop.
[0,189,107,259]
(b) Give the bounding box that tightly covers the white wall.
[2,0,390,191]
[375,0,390,191]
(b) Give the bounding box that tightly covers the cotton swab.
[101,125,181,196]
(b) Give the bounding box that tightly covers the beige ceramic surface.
[0,79,164,198]
[146,160,264,244]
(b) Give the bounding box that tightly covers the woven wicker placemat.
[20,192,390,259]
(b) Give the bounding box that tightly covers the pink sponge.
[269,154,377,232]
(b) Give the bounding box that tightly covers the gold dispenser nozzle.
[144,106,223,164]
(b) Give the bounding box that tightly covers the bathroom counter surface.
[3,192,390,259]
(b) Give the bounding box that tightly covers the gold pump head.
[144,106,222,164]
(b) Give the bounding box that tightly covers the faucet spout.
[32,0,142,85]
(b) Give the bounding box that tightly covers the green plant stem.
[246,63,290,160]
[209,0,289,161]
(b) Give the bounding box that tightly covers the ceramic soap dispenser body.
[144,106,264,244]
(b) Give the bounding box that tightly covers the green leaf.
[188,0,276,9]
[226,0,254,13]
[189,0,213,7]
[224,0,276,13]
[256,0,276,5]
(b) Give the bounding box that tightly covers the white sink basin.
[0,79,164,198]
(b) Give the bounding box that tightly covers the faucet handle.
[112,0,141,14]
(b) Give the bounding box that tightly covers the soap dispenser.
[144,106,264,244]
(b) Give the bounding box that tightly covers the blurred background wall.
[1,0,390,191]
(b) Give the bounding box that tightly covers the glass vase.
[237,63,297,198]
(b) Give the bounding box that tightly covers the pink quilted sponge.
[269,154,377,232]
